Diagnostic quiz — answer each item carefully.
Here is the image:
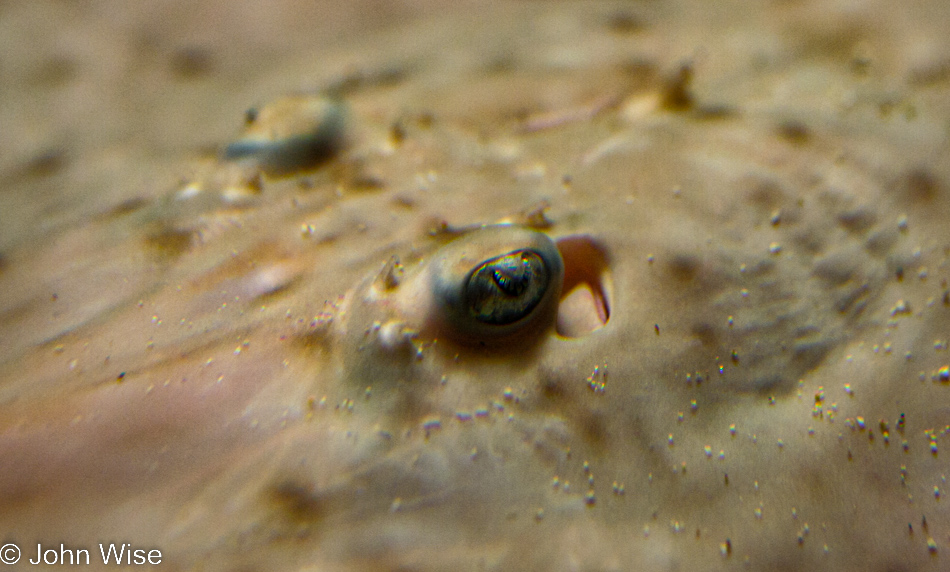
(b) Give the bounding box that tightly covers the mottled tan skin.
[1,1,950,571]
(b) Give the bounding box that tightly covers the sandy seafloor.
[1,1,950,571]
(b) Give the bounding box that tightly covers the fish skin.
[1,1,950,570]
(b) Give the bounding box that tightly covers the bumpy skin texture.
[1,1,950,571]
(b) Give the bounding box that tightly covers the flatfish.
[1,1,949,570]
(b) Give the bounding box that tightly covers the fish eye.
[465,250,549,325]
[427,225,564,343]
[222,96,346,176]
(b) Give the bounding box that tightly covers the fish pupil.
[491,254,533,296]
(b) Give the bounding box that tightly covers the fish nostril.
[555,235,611,338]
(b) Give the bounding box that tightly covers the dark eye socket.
[465,250,549,325]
